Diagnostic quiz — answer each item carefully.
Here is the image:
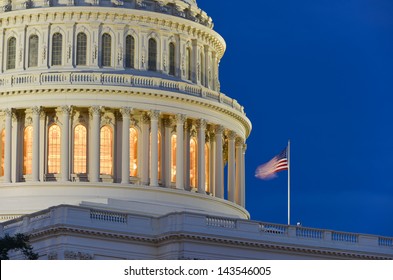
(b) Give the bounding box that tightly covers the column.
[163,118,172,188]
[209,130,216,195]
[227,131,236,203]
[150,110,160,187]
[141,113,150,185]
[175,114,186,190]
[89,106,101,183]
[197,119,206,194]
[120,107,131,184]
[241,144,247,207]
[235,138,243,205]
[32,107,41,182]
[3,109,12,183]
[183,121,191,190]
[61,106,71,182]
[215,125,224,199]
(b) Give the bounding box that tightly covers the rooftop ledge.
[1,205,392,259]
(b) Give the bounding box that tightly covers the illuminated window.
[100,126,113,175]
[23,126,33,175]
[76,32,87,66]
[102,33,112,67]
[190,138,197,187]
[7,37,16,70]
[186,47,191,81]
[48,124,61,174]
[73,125,87,174]
[129,127,138,177]
[125,35,135,68]
[148,38,157,71]
[169,42,175,76]
[205,143,210,192]
[28,35,39,68]
[171,134,177,182]
[51,33,63,66]
[0,129,4,176]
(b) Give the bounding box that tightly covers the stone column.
[3,109,12,183]
[163,118,172,188]
[235,138,243,205]
[141,114,150,185]
[215,125,224,199]
[149,110,160,187]
[241,144,247,207]
[32,107,41,182]
[89,106,101,183]
[120,107,131,184]
[175,114,186,190]
[227,131,236,203]
[209,130,216,195]
[197,119,206,194]
[183,121,191,190]
[61,106,71,182]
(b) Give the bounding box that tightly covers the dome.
[0,0,251,221]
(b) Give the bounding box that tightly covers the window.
[186,47,191,81]
[190,138,197,187]
[0,129,4,176]
[125,35,135,68]
[205,143,210,192]
[129,127,138,177]
[148,38,157,71]
[51,33,63,66]
[169,42,175,76]
[100,126,113,175]
[76,32,87,66]
[73,125,87,174]
[28,35,39,68]
[101,33,111,67]
[171,135,177,182]
[48,124,61,174]
[7,37,16,70]
[23,126,33,175]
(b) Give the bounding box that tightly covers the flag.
[255,147,288,180]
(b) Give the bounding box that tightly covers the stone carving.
[149,110,160,120]
[119,107,132,118]
[64,250,93,260]
[215,125,224,134]
[175,113,186,124]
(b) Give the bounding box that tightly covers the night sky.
[198,0,393,237]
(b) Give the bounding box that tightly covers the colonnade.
[0,106,246,206]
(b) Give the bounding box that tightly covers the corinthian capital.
[149,110,160,121]
[215,125,224,134]
[89,106,102,116]
[119,107,132,118]
[175,113,186,124]
[32,106,42,115]
[196,119,207,130]
[227,131,237,141]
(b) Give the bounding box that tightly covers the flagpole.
[287,139,291,225]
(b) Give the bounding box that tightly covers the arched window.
[171,134,177,182]
[76,32,87,66]
[23,126,33,175]
[129,127,138,177]
[0,129,5,176]
[73,125,87,174]
[101,33,111,67]
[125,35,135,69]
[148,38,157,71]
[7,37,16,70]
[51,33,63,66]
[200,51,205,86]
[205,143,210,192]
[48,124,61,174]
[186,47,191,81]
[28,35,39,68]
[169,42,175,76]
[190,138,197,188]
[100,126,113,175]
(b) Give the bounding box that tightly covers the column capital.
[175,113,186,124]
[196,119,207,130]
[149,110,160,121]
[227,130,237,141]
[4,108,12,117]
[142,113,150,124]
[215,125,224,134]
[32,106,42,115]
[236,137,245,146]
[89,106,102,116]
[59,105,72,115]
[119,107,132,118]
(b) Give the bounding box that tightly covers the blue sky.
[198,0,393,236]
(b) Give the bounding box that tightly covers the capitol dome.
[0,0,251,220]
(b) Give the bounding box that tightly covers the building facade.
[0,0,392,259]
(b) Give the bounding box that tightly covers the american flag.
[255,147,288,180]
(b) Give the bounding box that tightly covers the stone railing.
[0,71,244,114]
[90,209,127,224]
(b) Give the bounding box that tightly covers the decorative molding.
[149,110,160,121]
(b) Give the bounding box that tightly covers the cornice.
[28,225,393,260]
[0,7,225,58]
